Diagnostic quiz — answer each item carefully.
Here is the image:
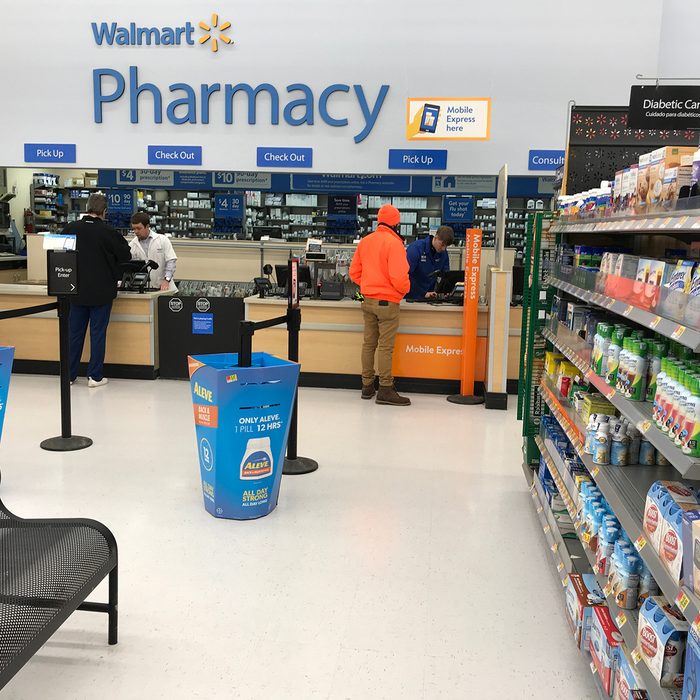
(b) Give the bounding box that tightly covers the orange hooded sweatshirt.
[349,224,410,303]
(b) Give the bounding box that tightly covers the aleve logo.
[198,13,232,52]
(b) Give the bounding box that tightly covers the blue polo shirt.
[406,235,450,300]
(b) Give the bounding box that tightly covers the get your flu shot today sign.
[406,98,491,140]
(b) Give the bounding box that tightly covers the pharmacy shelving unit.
[518,207,700,699]
[518,212,557,467]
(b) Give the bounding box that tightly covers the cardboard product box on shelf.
[638,596,687,689]
[681,509,700,597]
[648,147,697,213]
[636,152,652,215]
[683,620,700,700]
[566,573,606,652]
[613,648,647,700]
[590,605,623,695]
[644,482,700,557]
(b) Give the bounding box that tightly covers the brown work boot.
[361,383,376,400]
[376,385,411,406]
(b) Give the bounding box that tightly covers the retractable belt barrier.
[238,258,318,476]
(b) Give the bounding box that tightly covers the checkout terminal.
[406,270,465,305]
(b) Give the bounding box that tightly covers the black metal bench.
[0,494,118,690]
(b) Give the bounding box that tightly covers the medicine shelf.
[536,435,682,700]
[541,322,700,477]
[539,378,700,638]
[527,471,608,700]
[548,276,700,352]
[551,208,700,235]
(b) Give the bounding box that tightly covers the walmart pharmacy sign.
[92,67,390,143]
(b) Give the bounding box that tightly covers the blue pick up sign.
[148,145,202,166]
[257,147,313,168]
[388,149,447,170]
[24,143,77,163]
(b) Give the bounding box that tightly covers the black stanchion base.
[40,436,93,452]
[283,456,319,475]
[446,394,485,405]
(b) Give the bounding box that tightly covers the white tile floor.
[0,376,599,699]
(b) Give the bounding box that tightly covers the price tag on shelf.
[562,576,569,588]
[637,420,652,434]
[537,506,544,514]
[593,563,599,575]
[606,298,616,310]
[603,583,613,597]
[582,531,592,544]
[591,467,600,478]
[616,612,627,628]
[543,525,551,534]
[590,662,597,675]
[672,325,687,340]
[557,562,565,573]
[649,316,662,329]
[692,614,700,638]
[551,543,559,553]
[660,217,672,229]
[574,518,581,530]
[623,305,634,317]
[676,591,691,612]
[631,648,642,665]
[634,535,647,552]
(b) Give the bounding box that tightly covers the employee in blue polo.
[406,226,455,300]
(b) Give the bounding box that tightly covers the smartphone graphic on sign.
[419,104,440,133]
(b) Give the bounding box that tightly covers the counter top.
[0,282,174,299]
[243,295,486,312]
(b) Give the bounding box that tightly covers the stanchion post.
[238,320,255,368]
[283,258,318,475]
[40,292,93,451]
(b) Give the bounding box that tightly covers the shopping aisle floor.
[0,377,598,699]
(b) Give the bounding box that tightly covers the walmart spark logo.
[198,13,232,52]
[91,13,234,51]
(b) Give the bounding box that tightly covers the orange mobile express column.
[447,228,484,405]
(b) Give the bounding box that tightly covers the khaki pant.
[361,298,400,387]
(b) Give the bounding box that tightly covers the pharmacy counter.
[0,283,173,378]
[245,296,522,393]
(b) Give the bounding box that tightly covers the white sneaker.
[88,377,109,388]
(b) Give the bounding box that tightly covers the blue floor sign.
[189,352,300,520]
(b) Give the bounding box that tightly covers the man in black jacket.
[64,193,130,387]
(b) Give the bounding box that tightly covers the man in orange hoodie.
[349,204,411,406]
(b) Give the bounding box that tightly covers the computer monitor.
[275,264,312,292]
[435,270,464,295]
[275,264,288,288]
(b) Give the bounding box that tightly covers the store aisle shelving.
[0,376,599,699]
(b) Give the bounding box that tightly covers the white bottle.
[672,372,691,445]
[240,437,274,480]
[654,360,669,427]
[593,423,611,465]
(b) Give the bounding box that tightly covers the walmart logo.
[91,13,233,50]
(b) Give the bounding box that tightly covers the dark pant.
[69,302,113,381]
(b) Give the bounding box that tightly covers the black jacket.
[63,216,131,306]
